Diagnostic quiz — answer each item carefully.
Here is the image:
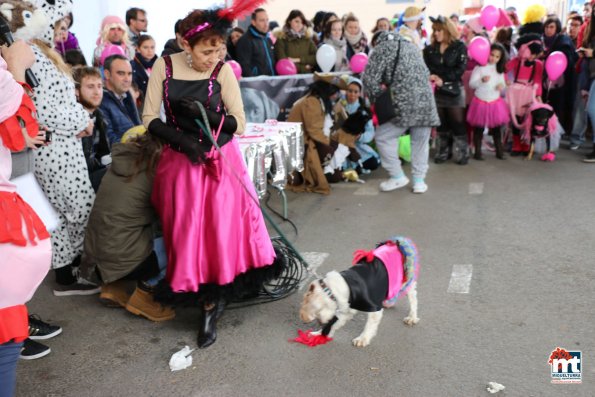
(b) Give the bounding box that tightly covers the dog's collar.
[318,279,337,303]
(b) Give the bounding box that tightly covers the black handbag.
[437,81,461,97]
[374,39,401,125]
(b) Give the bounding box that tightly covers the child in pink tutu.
[467,43,510,160]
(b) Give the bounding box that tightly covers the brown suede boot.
[99,280,131,308]
[125,287,175,322]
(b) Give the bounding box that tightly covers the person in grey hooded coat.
[363,31,439,194]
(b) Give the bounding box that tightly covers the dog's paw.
[352,336,370,347]
[309,330,322,336]
[403,316,420,326]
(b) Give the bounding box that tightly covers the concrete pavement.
[16,147,595,396]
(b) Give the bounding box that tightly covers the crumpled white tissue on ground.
[169,346,194,371]
[486,382,505,393]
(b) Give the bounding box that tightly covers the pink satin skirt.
[152,138,276,293]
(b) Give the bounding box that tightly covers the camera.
[34,129,52,148]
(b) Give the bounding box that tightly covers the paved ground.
[16,147,595,396]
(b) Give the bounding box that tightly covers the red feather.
[290,329,333,347]
[352,249,375,265]
[217,0,269,21]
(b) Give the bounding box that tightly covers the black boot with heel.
[197,298,226,349]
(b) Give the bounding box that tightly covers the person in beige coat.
[287,73,347,194]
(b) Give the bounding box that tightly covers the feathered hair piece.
[217,0,268,21]
[183,0,268,41]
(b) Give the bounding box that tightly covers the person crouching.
[80,134,174,321]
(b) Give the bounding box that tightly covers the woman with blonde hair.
[320,19,349,72]
[344,13,369,60]
[423,15,468,165]
[92,16,134,67]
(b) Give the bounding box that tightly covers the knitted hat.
[402,6,423,23]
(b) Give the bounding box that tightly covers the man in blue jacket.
[235,8,276,77]
[99,54,141,144]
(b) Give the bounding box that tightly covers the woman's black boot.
[197,298,226,349]
[492,128,505,159]
[473,128,484,160]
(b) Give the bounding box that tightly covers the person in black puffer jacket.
[423,16,469,165]
[235,9,276,76]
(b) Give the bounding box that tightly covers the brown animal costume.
[287,73,347,194]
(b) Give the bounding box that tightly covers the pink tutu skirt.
[466,97,511,128]
[152,138,277,293]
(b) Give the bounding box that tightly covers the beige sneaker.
[99,280,131,308]
[125,287,175,322]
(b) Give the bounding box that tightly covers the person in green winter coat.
[273,9,317,74]
[81,134,174,322]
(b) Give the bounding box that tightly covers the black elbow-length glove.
[148,119,205,164]
[174,97,238,135]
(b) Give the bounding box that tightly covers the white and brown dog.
[300,237,420,347]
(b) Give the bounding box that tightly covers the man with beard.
[73,66,110,191]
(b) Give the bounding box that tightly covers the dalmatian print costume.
[29,0,95,270]
[31,0,71,45]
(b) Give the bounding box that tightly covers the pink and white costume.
[467,63,510,128]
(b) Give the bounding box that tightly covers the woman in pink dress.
[142,7,283,349]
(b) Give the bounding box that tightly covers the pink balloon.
[545,51,568,81]
[350,53,368,74]
[275,58,297,75]
[100,44,125,66]
[227,60,242,80]
[467,36,490,66]
[480,5,499,31]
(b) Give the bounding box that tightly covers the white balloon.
[316,44,336,73]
